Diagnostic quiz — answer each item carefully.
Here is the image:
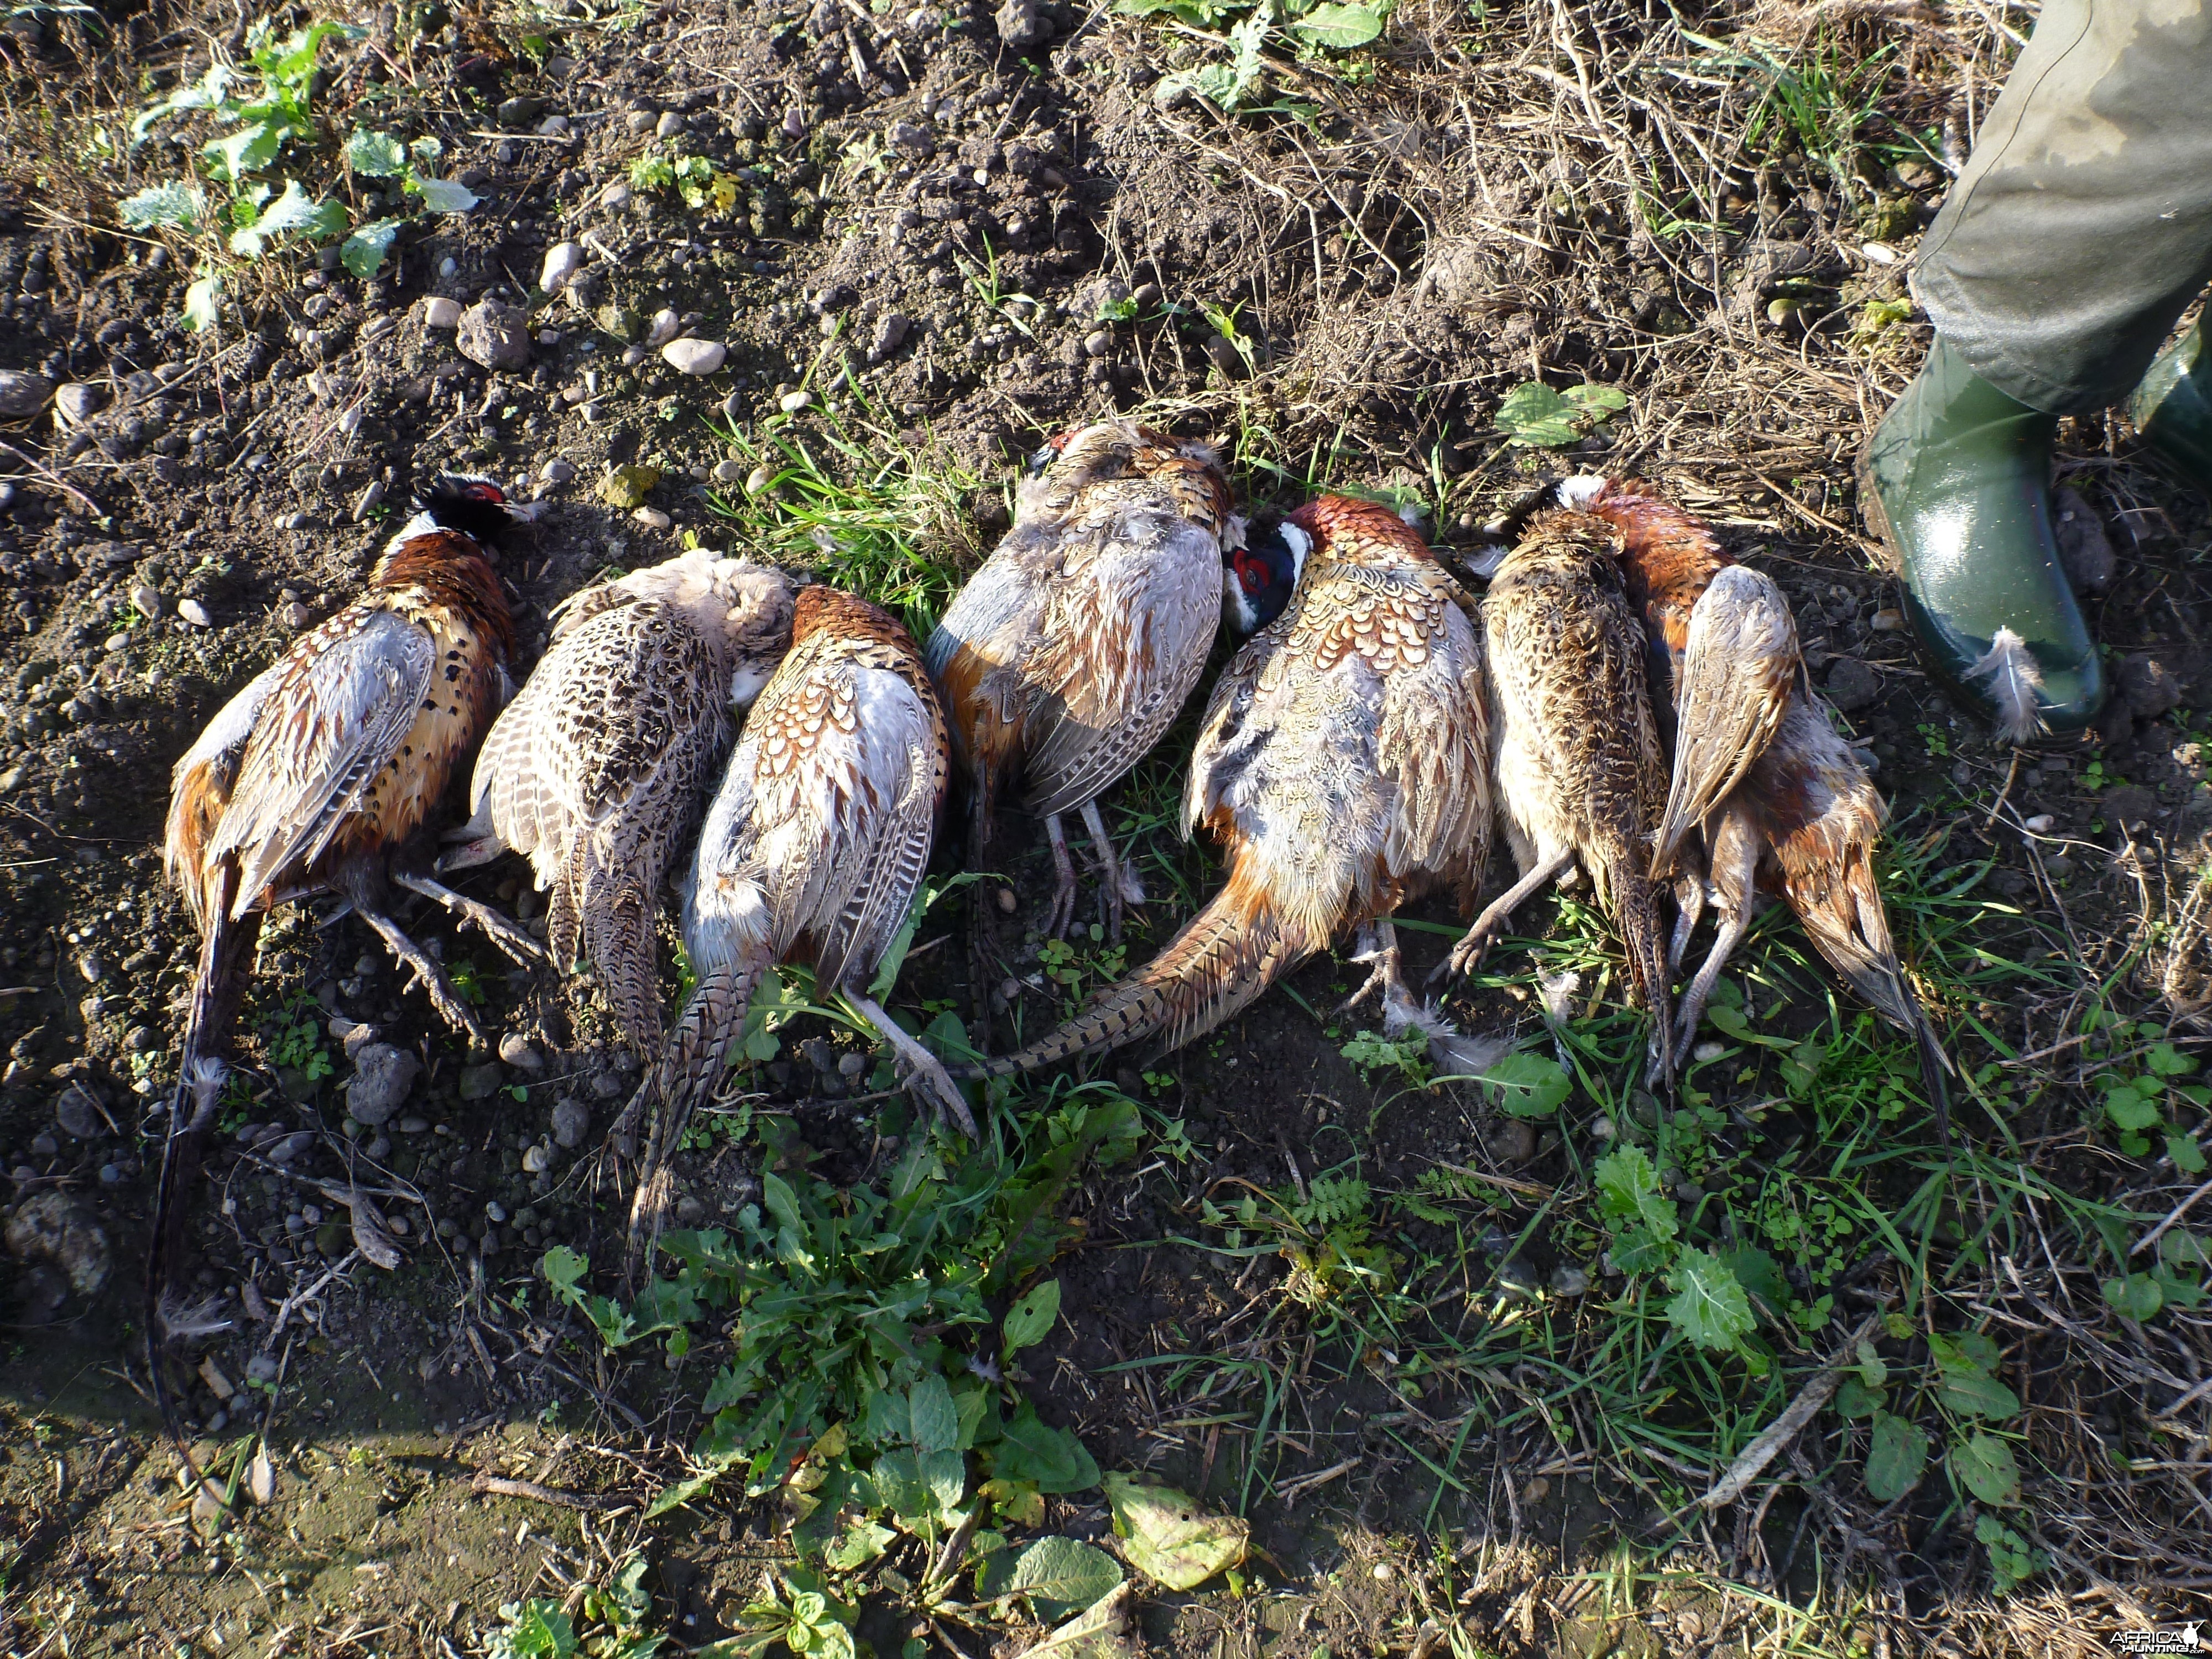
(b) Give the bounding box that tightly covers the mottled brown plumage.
[450,550,799,1055]
[925,420,1241,949]
[1564,476,1950,1112]
[969,494,1491,1077]
[627,584,971,1265]
[1449,503,1674,1077]
[153,477,538,1445]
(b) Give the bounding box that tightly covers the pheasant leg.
[1664,821,1762,1081]
[1441,848,1577,980]
[394,870,548,967]
[1079,799,1145,943]
[1668,871,1706,973]
[435,800,505,873]
[1042,812,1081,941]
[850,991,978,1139]
[357,906,489,1046]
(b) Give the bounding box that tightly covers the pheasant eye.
[463,482,504,503]
[1235,552,1264,594]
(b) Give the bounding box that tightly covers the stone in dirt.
[498,1033,544,1072]
[457,300,531,372]
[347,1042,421,1127]
[420,296,463,329]
[0,369,54,416]
[551,1096,590,1148]
[5,1192,111,1298]
[2117,651,2182,721]
[2053,484,2116,593]
[54,383,107,424]
[1823,655,1881,713]
[598,465,662,509]
[662,338,727,375]
[539,242,586,294]
[458,1062,505,1101]
[888,118,935,159]
[53,1081,103,1139]
[994,0,1046,45]
[868,311,911,362]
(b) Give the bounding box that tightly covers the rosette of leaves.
[118,18,479,327]
[1121,0,1393,115]
[1494,380,1631,448]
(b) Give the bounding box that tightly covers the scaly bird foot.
[395,872,546,968]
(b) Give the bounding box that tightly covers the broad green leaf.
[2104,1087,2162,1133]
[1609,1224,1672,1274]
[1593,1146,1678,1246]
[1004,1279,1062,1353]
[1102,1473,1249,1589]
[182,273,222,332]
[410,175,481,213]
[491,1599,579,1659]
[762,1172,804,1234]
[342,218,402,278]
[2102,1271,2163,1321]
[826,1519,894,1571]
[1720,1245,1786,1313]
[131,62,241,145]
[2169,1133,2208,1175]
[1702,1002,1799,1049]
[119,181,204,231]
[2148,1042,2199,1077]
[1496,382,1568,430]
[346,127,408,177]
[1290,1,1386,47]
[206,121,283,182]
[1931,1337,2021,1420]
[995,1404,1100,1494]
[1563,382,1630,412]
[1664,1248,1754,1352]
[542,1245,589,1295]
[1950,1432,2021,1506]
[979,1475,1045,1527]
[869,1448,934,1520]
[980,1536,1124,1621]
[1833,1375,1885,1420]
[1474,1050,1573,1117]
[1864,1412,1928,1503]
[908,1373,960,1454]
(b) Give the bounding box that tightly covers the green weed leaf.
[1290,1,1387,47]
[1865,1412,1928,1503]
[1951,1432,2022,1506]
[206,121,283,182]
[1003,1278,1062,1354]
[2102,1272,2164,1321]
[341,218,401,278]
[1976,1512,2043,1594]
[1475,1051,1573,1117]
[119,181,204,230]
[907,1373,961,1454]
[1931,1335,2021,1420]
[980,1536,1124,1621]
[1663,1248,1754,1351]
[490,1599,578,1659]
[995,1404,1100,1493]
[182,273,222,331]
[2103,1084,2163,1133]
[410,175,481,213]
[1833,1375,1885,1420]
[345,127,408,177]
[1594,1146,1678,1246]
[2171,1133,2209,1174]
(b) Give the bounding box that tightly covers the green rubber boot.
[1858,337,2104,741]
[2128,319,2212,485]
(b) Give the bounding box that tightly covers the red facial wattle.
[1234,549,1265,594]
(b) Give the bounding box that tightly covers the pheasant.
[925,420,1252,948]
[1556,476,1952,1111]
[626,582,973,1260]
[444,550,799,1055]
[1444,501,1676,1079]
[963,493,1491,1077]
[152,475,540,1436]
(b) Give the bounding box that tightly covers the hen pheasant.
[153,476,539,1434]
[966,493,1491,1075]
[1447,501,1676,1078]
[446,550,799,1055]
[925,420,1250,948]
[1558,476,1951,1111]
[627,582,973,1261]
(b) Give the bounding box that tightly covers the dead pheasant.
[1557,476,1952,1112]
[627,583,973,1261]
[1445,500,1676,1079]
[445,550,799,1055]
[925,420,1249,947]
[965,493,1491,1076]
[153,476,540,1438]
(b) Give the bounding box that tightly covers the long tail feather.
[145,875,259,1453]
[1613,865,1676,1084]
[623,961,766,1276]
[1965,627,2047,745]
[961,881,1305,1079]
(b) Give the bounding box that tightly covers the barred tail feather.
[1965,627,2047,745]
[624,961,765,1275]
[1615,868,1676,1084]
[963,880,1306,1079]
[146,872,259,1455]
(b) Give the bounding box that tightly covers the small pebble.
[398,1115,430,1135]
[745,463,778,495]
[1590,1115,1616,1140]
[633,507,672,530]
[778,389,812,414]
[498,1033,544,1072]
[178,598,212,628]
[655,110,684,138]
[1372,1563,1394,1583]
[485,1199,509,1223]
[539,242,585,294]
[539,457,577,484]
[645,307,682,347]
[521,1144,554,1174]
[1870,608,1906,633]
[131,582,165,619]
[1693,1040,1726,1063]
[551,1096,590,1149]
[421,296,463,329]
[997,886,1018,914]
[2022,814,2055,835]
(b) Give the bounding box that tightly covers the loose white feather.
[1965,626,2047,745]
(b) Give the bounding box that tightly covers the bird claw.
[1436,927,1492,984]
[907,1056,979,1140]
[1042,875,1079,942]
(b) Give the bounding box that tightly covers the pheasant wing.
[1652,564,1798,875]
[1020,512,1223,818]
[1373,568,1493,886]
[210,608,436,915]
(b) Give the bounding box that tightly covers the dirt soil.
[3,0,2211,1652]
